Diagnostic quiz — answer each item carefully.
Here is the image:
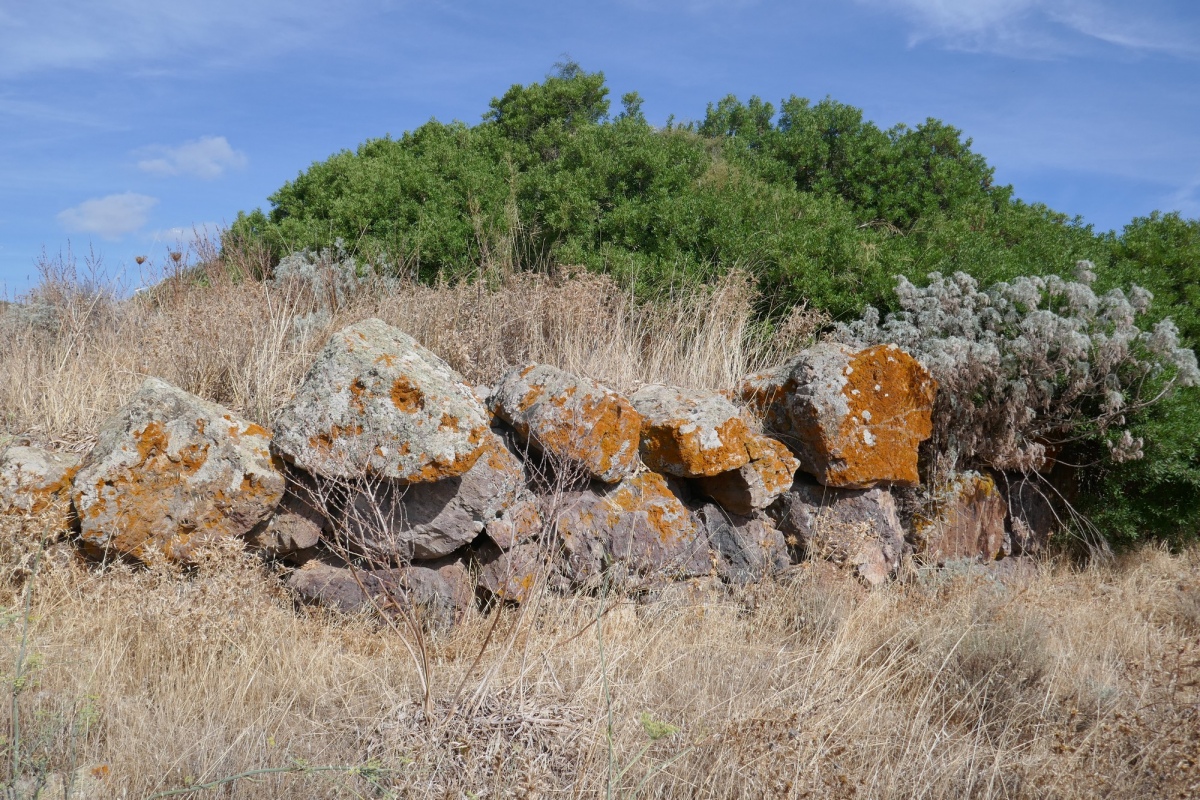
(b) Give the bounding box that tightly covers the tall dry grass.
[0,511,1196,798]
[1,245,1197,797]
[0,245,824,448]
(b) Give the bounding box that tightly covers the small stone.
[246,475,325,559]
[476,540,545,603]
[692,502,789,584]
[287,554,473,623]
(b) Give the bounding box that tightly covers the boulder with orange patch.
[694,435,799,515]
[736,343,935,489]
[491,363,640,483]
[553,472,710,586]
[913,472,1008,563]
[476,539,545,604]
[72,378,284,564]
[0,446,80,516]
[273,318,490,482]
[631,385,757,477]
[338,428,530,561]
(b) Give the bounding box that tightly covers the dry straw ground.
[0,246,1197,798]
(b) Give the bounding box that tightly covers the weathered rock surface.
[692,502,789,584]
[1002,476,1060,556]
[913,472,1008,563]
[287,555,473,621]
[554,472,710,586]
[72,378,284,564]
[737,343,936,489]
[340,429,527,561]
[273,318,490,482]
[484,496,543,550]
[630,385,755,477]
[491,364,640,483]
[694,435,798,515]
[477,540,545,603]
[246,477,325,559]
[0,446,80,516]
[769,478,905,586]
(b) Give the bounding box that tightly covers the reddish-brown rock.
[769,478,906,586]
[287,555,473,623]
[913,472,1008,563]
[273,318,490,482]
[692,502,789,584]
[695,435,798,515]
[484,497,543,550]
[736,343,936,489]
[630,385,756,477]
[72,378,285,564]
[0,446,80,516]
[553,472,710,586]
[245,475,325,559]
[491,364,640,483]
[476,540,545,603]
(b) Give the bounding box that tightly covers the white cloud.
[57,193,158,240]
[137,136,247,179]
[860,0,1200,58]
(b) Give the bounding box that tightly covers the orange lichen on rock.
[390,376,424,413]
[0,446,81,517]
[492,363,640,483]
[72,378,284,564]
[696,435,799,515]
[736,343,936,489]
[631,385,758,478]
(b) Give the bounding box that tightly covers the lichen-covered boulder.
[630,385,756,477]
[913,472,1008,563]
[692,502,789,584]
[287,555,473,622]
[737,343,936,489]
[0,446,80,516]
[491,364,640,483]
[273,318,490,482]
[769,478,905,586]
[476,540,545,603]
[694,435,798,515]
[72,378,284,564]
[553,472,710,586]
[340,429,528,561]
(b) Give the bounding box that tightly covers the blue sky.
[2,0,1198,294]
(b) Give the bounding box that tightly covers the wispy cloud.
[57,193,158,240]
[0,1,372,77]
[137,136,247,179]
[860,0,1200,58]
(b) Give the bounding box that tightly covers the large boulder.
[694,435,798,515]
[491,364,640,483]
[630,385,756,477]
[553,472,710,586]
[72,378,284,564]
[273,318,490,482]
[287,555,473,623]
[769,478,906,586]
[0,446,80,516]
[338,429,528,562]
[692,502,789,584]
[736,343,936,489]
[913,472,1008,563]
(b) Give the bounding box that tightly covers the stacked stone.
[2,317,1052,622]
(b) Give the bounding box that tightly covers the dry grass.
[1,247,1197,798]
[0,511,1196,798]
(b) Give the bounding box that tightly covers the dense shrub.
[836,265,1198,477]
